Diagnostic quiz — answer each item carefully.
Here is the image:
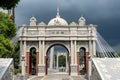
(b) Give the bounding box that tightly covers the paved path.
[27,72,86,80]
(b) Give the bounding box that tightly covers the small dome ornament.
[78,16,86,26]
[30,16,37,26]
[48,8,68,26]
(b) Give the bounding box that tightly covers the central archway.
[45,43,70,75]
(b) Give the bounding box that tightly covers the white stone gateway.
[19,8,97,77]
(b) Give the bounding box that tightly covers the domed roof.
[48,16,68,26]
[48,8,68,26]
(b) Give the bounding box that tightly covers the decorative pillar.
[21,57,25,76]
[45,56,47,75]
[50,47,54,69]
[21,41,26,76]
[39,41,41,65]
[66,55,68,71]
[20,41,22,68]
[69,56,71,75]
[88,55,91,80]
[71,40,73,64]
[42,41,45,64]
[71,40,77,76]
[57,54,59,69]
[26,52,30,74]
[20,41,23,56]
[93,40,96,57]
[74,40,77,64]
[38,41,45,76]
[77,52,80,75]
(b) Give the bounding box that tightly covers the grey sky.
[15,0,120,47]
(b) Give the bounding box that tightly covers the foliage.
[12,42,20,69]
[0,12,16,39]
[58,55,66,67]
[0,0,20,9]
[14,68,21,75]
[0,12,16,58]
[0,34,14,57]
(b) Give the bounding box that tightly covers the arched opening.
[79,47,86,75]
[29,47,37,75]
[45,44,70,75]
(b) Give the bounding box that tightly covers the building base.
[70,64,78,76]
[38,64,45,76]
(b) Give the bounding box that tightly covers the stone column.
[20,41,22,68]
[21,58,25,76]
[26,52,30,74]
[93,40,96,57]
[53,54,56,69]
[66,53,68,70]
[38,40,45,76]
[71,40,73,64]
[71,40,77,76]
[42,41,45,64]
[57,54,59,69]
[50,47,54,69]
[74,40,77,64]
[39,41,42,65]
[20,41,23,55]
[21,41,26,76]
[24,41,26,72]
[88,55,91,80]
[69,56,71,75]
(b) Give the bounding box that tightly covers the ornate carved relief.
[27,30,39,35]
[46,30,70,35]
[77,30,88,35]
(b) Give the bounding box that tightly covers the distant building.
[0,58,14,80]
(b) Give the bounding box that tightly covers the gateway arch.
[19,9,96,76]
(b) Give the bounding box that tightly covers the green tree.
[0,12,16,57]
[0,0,20,9]
[0,12,16,39]
[59,55,66,67]
[0,34,14,57]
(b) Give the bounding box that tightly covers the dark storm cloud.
[15,0,120,46]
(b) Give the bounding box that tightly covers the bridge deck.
[92,58,120,80]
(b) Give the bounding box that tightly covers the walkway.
[26,72,86,80]
[42,72,86,80]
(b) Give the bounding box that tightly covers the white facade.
[19,9,97,77]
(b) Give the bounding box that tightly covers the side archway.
[77,47,89,75]
[26,47,39,75]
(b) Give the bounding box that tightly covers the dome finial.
[56,6,60,17]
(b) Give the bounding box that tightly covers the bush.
[14,68,21,75]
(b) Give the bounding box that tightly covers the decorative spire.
[56,7,60,17]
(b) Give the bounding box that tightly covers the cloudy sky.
[15,0,120,48]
